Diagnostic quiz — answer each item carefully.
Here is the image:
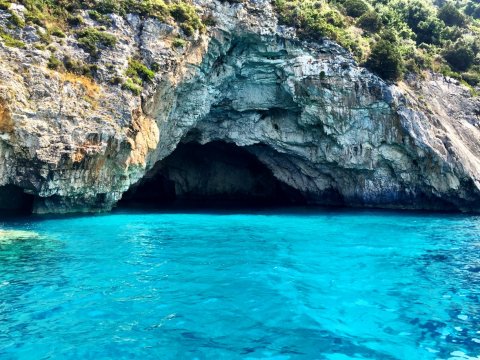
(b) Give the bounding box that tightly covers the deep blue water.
[0,209,479,360]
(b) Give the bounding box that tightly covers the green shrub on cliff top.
[443,40,476,71]
[1,0,204,37]
[366,32,405,81]
[275,0,373,60]
[438,2,466,27]
[92,0,204,35]
[275,0,345,39]
[343,0,370,18]
[274,0,480,86]
[1,0,479,86]
[356,10,381,32]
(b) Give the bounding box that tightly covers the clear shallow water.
[0,209,479,360]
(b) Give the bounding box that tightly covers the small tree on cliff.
[366,32,404,81]
[438,2,466,27]
[443,40,476,71]
[343,0,370,18]
[357,11,382,32]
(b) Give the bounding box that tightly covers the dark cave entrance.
[119,141,306,209]
[0,185,35,215]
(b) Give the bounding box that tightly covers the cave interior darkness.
[0,184,35,215]
[118,141,306,209]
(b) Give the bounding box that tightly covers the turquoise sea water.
[0,209,479,360]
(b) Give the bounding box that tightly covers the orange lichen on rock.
[59,72,101,100]
[71,149,86,163]
[71,141,103,164]
[126,109,160,166]
[0,99,14,133]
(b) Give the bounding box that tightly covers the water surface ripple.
[0,210,479,359]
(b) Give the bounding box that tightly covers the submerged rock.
[0,1,479,213]
[0,230,41,242]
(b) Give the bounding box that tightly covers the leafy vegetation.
[169,3,202,36]
[357,11,381,32]
[47,53,62,69]
[366,31,404,81]
[122,78,142,96]
[126,59,156,84]
[10,0,204,35]
[275,0,347,43]
[1,0,478,89]
[64,56,98,77]
[0,0,204,53]
[122,59,156,95]
[76,27,117,56]
[172,37,186,48]
[87,10,112,26]
[274,0,480,86]
[343,0,370,18]
[50,27,66,38]
[0,0,204,97]
[0,29,25,48]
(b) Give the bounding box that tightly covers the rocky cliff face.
[1,0,480,214]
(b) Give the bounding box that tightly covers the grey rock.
[0,1,479,213]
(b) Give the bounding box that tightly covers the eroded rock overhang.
[131,31,480,212]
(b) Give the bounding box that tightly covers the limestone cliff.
[1,0,480,213]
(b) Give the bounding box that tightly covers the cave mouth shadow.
[0,185,35,216]
[118,141,307,210]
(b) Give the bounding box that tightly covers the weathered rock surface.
[0,0,480,213]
